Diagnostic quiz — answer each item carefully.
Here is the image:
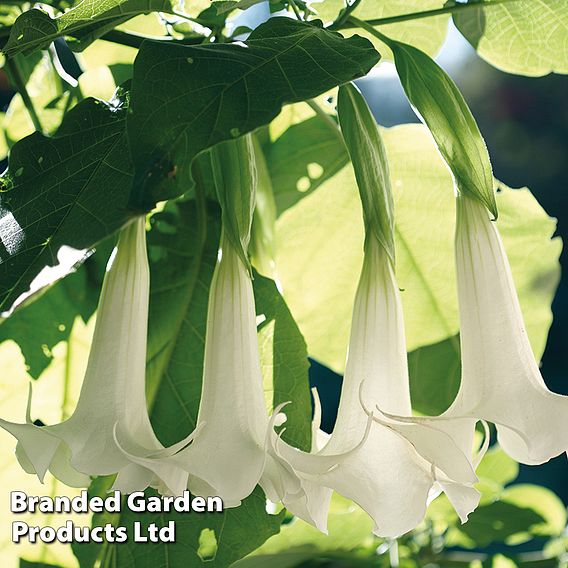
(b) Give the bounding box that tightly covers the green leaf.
[127,17,380,208]
[452,501,546,548]
[254,271,312,452]
[145,198,312,453]
[448,483,567,549]
[0,318,93,567]
[348,0,449,62]
[385,36,498,217]
[108,487,284,568]
[275,124,561,373]
[267,114,348,215]
[3,1,179,57]
[337,83,394,260]
[454,0,568,77]
[0,92,133,314]
[254,493,375,555]
[501,485,567,540]
[0,238,112,379]
[408,335,461,415]
[145,199,220,444]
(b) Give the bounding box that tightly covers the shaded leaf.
[3,1,179,57]
[254,271,312,452]
[127,17,380,208]
[408,335,461,415]
[0,92,133,314]
[145,199,220,444]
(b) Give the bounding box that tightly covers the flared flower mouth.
[1,217,192,494]
[444,194,568,465]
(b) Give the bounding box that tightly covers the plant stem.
[100,29,204,49]
[347,16,390,44]
[331,0,521,30]
[306,98,345,144]
[171,10,208,27]
[333,0,363,28]
[289,0,303,21]
[4,57,44,133]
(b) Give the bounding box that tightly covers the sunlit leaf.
[454,0,568,77]
[275,125,561,373]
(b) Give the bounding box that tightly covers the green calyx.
[338,83,395,262]
[210,134,257,271]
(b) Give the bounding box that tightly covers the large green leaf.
[454,0,568,77]
[254,271,312,452]
[0,238,112,379]
[275,124,561,373]
[3,1,179,57]
[267,114,348,215]
[145,199,220,444]
[107,487,284,568]
[127,17,380,208]
[0,93,133,314]
[147,199,312,450]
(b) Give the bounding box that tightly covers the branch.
[330,0,521,30]
[4,57,44,133]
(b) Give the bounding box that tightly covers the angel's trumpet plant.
[278,84,483,538]
[443,193,568,465]
[1,218,194,494]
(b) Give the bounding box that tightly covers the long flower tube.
[1,218,195,494]
[447,194,568,464]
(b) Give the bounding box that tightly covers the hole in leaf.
[307,162,323,180]
[296,176,310,193]
[197,528,217,561]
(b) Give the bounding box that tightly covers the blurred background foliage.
[0,1,566,567]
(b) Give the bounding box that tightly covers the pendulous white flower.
[443,194,568,465]
[277,83,483,538]
[1,217,194,494]
[279,236,481,537]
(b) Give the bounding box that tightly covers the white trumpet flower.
[281,237,481,538]
[1,218,193,493]
[124,236,355,529]
[444,194,568,465]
